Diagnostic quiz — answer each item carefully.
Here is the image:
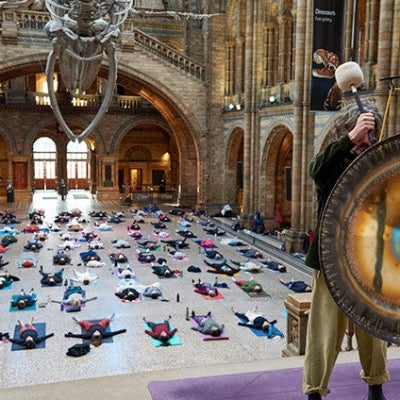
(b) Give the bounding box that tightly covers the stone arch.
[0,58,203,206]
[124,146,153,162]
[260,124,293,228]
[0,118,18,154]
[21,115,106,155]
[225,127,244,211]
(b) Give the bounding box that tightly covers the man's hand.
[348,112,376,154]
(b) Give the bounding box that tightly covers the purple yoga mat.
[148,359,399,400]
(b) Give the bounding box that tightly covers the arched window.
[67,140,89,189]
[33,137,57,190]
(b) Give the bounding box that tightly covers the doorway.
[33,137,57,190]
[67,140,90,190]
[130,168,142,190]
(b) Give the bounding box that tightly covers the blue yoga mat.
[9,294,37,312]
[11,322,47,351]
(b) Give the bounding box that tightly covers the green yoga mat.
[144,322,182,347]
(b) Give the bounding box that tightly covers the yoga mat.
[80,319,114,344]
[236,316,284,338]
[189,317,229,341]
[0,284,13,291]
[144,322,181,347]
[151,233,172,240]
[148,359,400,400]
[11,322,47,351]
[9,294,37,312]
[200,291,225,300]
[245,290,270,298]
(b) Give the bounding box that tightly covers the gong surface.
[320,134,400,343]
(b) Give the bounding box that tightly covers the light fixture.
[228,103,235,110]
[235,104,241,110]
[269,95,277,104]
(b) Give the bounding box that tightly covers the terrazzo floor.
[0,190,311,392]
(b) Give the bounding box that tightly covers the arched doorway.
[261,126,293,228]
[33,137,57,190]
[226,128,244,212]
[67,140,90,190]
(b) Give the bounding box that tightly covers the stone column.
[96,155,119,201]
[282,292,312,357]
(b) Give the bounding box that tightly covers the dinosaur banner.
[311,0,344,111]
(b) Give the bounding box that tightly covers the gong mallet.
[335,61,376,144]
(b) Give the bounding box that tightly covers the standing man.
[303,102,389,400]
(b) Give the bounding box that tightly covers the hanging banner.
[311,0,344,111]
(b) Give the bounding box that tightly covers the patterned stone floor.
[0,190,311,390]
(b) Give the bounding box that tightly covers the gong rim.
[320,134,400,344]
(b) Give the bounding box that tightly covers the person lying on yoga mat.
[232,278,263,294]
[137,251,156,263]
[115,285,141,302]
[53,250,71,265]
[280,279,311,293]
[261,260,287,273]
[10,288,37,309]
[203,227,226,236]
[52,291,97,311]
[39,266,64,286]
[65,314,126,346]
[231,306,276,332]
[137,240,160,251]
[229,260,263,273]
[237,248,264,259]
[24,239,43,252]
[10,317,54,349]
[161,237,189,249]
[203,249,225,260]
[115,266,136,280]
[71,268,98,285]
[109,252,128,266]
[193,279,219,297]
[204,260,240,277]
[175,229,197,238]
[191,311,224,337]
[80,250,101,263]
[143,316,177,346]
[0,273,20,289]
[151,263,174,278]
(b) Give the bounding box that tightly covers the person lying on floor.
[115,266,136,280]
[71,268,98,285]
[52,292,97,311]
[85,258,105,268]
[229,260,263,273]
[39,266,64,287]
[204,260,240,276]
[191,311,224,337]
[111,239,131,249]
[65,314,126,346]
[220,237,246,246]
[60,232,75,241]
[161,237,188,249]
[280,279,311,293]
[203,249,225,260]
[80,250,101,263]
[16,253,37,268]
[58,240,80,251]
[151,263,174,278]
[237,248,264,259]
[2,234,18,248]
[232,277,263,294]
[89,210,108,219]
[33,231,48,241]
[128,222,141,231]
[88,239,104,250]
[0,273,20,289]
[109,252,128,266]
[203,227,226,236]
[143,316,177,346]
[231,306,276,333]
[81,231,98,242]
[175,229,197,238]
[108,213,124,224]
[167,249,186,260]
[96,221,113,231]
[151,221,167,229]
[158,214,171,223]
[114,281,141,302]
[261,260,287,273]
[53,250,71,265]
[137,251,156,263]
[193,279,219,297]
[137,240,160,251]
[10,288,37,309]
[24,239,43,252]
[10,316,54,349]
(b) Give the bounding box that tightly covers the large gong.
[320,134,400,343]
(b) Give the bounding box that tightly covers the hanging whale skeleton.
[0,0,217,141]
